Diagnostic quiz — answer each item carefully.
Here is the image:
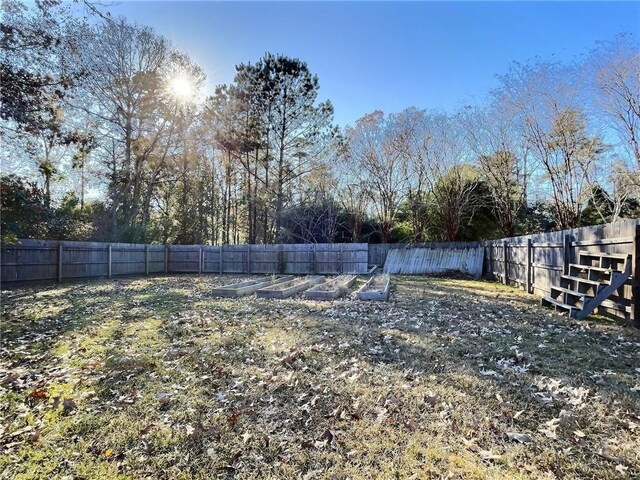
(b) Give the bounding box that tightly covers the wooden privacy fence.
[368,242,482,267]
[0,240,369,284]
[484,218,640,322]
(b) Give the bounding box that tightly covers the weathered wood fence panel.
[249,245,279,274]
[167,246,201,273]
[1,241,369,284]
[339,244,369,274]
[383,246,484,276]
[369,242,482,267]
[484,218,640,322]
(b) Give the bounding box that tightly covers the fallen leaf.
[321,429,334,445]
[405,419,419,431]
[424,393,438,407]
[615,464,628,474]
[479,449,502,461]
[62,398,77,413]
[385,394,399,406]
[506,432,531,443]
[139,424,155,436]
[29,390,48,400]
[156,393,171,404]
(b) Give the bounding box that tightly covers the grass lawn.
[1,274,639,479]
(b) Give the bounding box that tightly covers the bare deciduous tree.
[590,34,640,169]
[461,101,530,236]
[344,111,410,243]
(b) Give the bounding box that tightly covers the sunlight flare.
[168,75,194,101]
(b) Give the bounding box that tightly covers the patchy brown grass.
[1,274,639,479]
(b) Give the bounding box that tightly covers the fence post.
[503,241,508,285]
[57,243,63,283]
[164,245,169,274]
[526,239,532,294]
[278,244,284,274]
[219,245,224,274]
[145,245,149,275]
[563,234,572,275]
[633,225,640,327]
[108,244,112,278]
[246,245,251,274]
[198,246,203,274]
[339,245,344,274]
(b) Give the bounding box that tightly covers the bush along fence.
[0,241,369,284]
[483,218,640,324]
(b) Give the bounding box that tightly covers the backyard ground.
[1,274,639,479]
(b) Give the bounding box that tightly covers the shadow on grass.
[2,274,639,478]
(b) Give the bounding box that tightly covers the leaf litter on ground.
[0,274,639,479]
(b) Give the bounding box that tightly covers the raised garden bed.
[357,274,390,301]
[211,275,294,298]
[305,275,357,300]
[256,275,325,299]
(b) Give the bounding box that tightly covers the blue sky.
[105,1,640,126]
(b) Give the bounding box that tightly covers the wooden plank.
[633,225,640,327]
[256,275,325,299]
[573,237,633,246]
[164,246,168,274]
[212,275,294,298]
[503,241,508,285]
[305,275,357,300]
[108,245,112,278]
[526,239,532,294]
[357,274,390,301]
[312,244,316,274]
[278,244,284,274]
[58,243,63,283]
[563,235,571,275]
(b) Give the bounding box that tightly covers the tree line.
[1,1,639,244]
